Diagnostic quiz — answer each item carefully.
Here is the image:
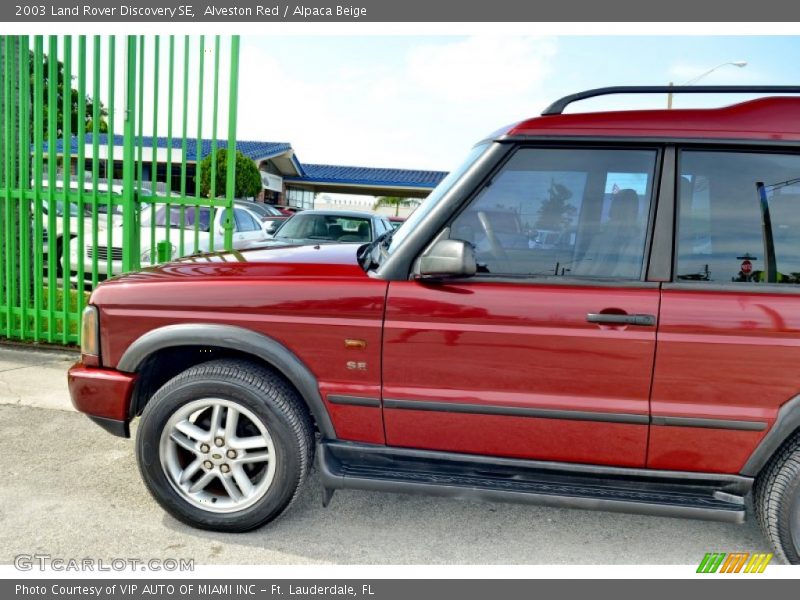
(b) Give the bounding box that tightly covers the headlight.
[141,243,176,264]
[81,305,101,364]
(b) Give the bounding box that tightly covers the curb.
[0,339,79,356]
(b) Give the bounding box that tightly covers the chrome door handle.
[586,313,656,326]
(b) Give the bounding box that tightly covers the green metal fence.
[0,35,241,345]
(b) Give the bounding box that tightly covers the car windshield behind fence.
[277,214,372,242]
[147,206,213,233]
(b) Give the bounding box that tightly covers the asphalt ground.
[0,344,775,565]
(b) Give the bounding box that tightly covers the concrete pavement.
[0,343,775,565]
[0,344,76,412]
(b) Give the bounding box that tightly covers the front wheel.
[136,359,313,532]
[754,435,800,564]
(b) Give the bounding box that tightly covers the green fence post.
[32,35,44,342]
[61,35,72,344]
[122,35,138,272]
[223,36,240,251]
[18,36,30,341]
[76,35,86,320]
[46,35,56,342]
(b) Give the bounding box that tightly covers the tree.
[534,180,576,231]
[197,148,263,199]
[30,50,108,140]
[372,196,419,217]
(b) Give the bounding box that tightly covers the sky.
[44,35,800,177]
[233,35,800,172]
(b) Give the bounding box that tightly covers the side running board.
[317,441,749,523]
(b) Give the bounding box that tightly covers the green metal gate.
[0,35,241,345]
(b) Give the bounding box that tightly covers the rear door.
[382,145,662,467]
[650,148,800,473]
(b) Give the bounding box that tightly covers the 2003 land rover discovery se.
[69,86,800,563]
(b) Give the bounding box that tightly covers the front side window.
[677,151,800,284]
[447,147,657,279]
[234,208,260,232]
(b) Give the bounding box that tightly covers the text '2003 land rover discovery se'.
[69,86,800,563]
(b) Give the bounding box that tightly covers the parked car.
[37,181,131,277]
[233,200,286,237]
[69,86,800,563]
[68,202,268,284]
[235,200,284,221]
[388,216,405,230]
[260,209,392,246]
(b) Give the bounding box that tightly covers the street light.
[667,61,748,108]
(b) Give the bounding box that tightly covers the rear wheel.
[136,359,313,532]
[754,435,800,564]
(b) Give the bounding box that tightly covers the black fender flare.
[741,395,800,477]
[116,323,337,439]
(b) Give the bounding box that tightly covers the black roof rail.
[542,85,800,116]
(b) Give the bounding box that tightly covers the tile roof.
[287,163,448,189]
[42,135,448,189]
[42,134,292,162]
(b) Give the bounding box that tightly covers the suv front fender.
[116,323,336,439]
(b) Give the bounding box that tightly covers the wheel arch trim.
[116,323,337,439]
[741,394,800,477]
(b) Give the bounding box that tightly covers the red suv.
[69,86,800,563]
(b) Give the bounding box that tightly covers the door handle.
[586,313,656,327]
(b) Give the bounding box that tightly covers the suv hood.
[101,242,368,284]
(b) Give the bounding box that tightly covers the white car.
[38,182,129,277]
[69,202,268,285]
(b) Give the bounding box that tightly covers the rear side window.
[447,147,657,279]
[677,151,800,284]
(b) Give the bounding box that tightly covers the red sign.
[741,259,753,275]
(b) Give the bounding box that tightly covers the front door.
[382,146,662,467]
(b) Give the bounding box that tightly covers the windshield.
[276,214,373,243]
[43,200,82,217]
[387,142,490,255]
[146,206,212,232]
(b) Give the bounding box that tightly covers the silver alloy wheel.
[159,398,277,513]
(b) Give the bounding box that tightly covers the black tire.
[754,434,800,564]
[135,358,313,532]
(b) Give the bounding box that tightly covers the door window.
[447,147,657,279]
[676,151,800,284]
[234,208,260,233]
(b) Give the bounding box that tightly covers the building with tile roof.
[42,134,447,209]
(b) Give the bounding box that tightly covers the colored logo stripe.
[744,553,773,573]
[697,552,772,573]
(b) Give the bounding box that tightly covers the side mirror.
[416,239,477,280]
[265,221,280,235]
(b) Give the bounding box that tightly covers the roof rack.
[542,85,800,116]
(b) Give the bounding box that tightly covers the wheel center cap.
[212,453,222,460]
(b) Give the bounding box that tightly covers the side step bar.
[318,441,750,524]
